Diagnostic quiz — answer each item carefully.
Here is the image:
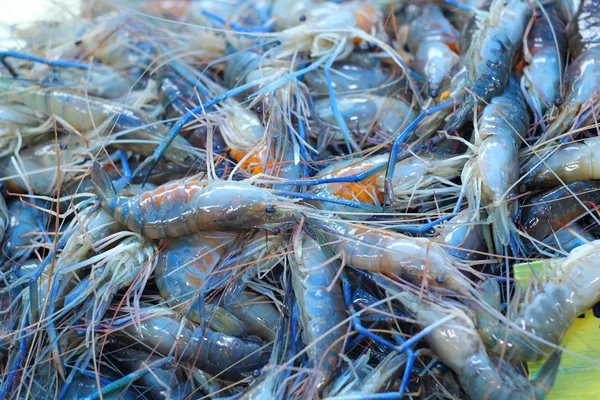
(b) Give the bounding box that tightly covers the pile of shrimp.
[1,0,600,398]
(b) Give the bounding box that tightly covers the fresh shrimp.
[520,181,600,250]
[389,287,561,400]
[322,220,476,295]
[91,162,300,239]
[154,232,238,319]
[533,0,600,145]
[308,151,467,214]
[525,136,600,186]
[444,0,532,132]
[48,15,151,71]
[406,5,460,98]
[476,239,600,361]
[0,133,89,195]
[0,79,198,165]
[290,231,348,395]
[120,308,271,380]
[222,48,306,182]
[461,77,529,245]
[520,4,567,123]
[154,231,281,337]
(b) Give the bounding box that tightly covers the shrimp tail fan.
[533,350,563,399]
[91,162,117,199]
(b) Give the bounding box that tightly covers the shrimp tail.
[532,350,562,399]
[91,162,117,200]
[444,96,474,133]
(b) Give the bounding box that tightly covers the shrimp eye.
[265,205,276,213]
[554,96,563,106]
[299,15,306,22]
[74,39,82,46]
[252,369,261,378]
[436,276,446,285]
[593,302,600,318]
[59,143,68,150]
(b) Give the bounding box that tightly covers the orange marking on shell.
[152,183,179,207]
[143,0,189,18]
[333,175,382,204]
[352,6,381,44]
[513,56,527,73]
[139,192,153,205]
[439,91,451,101]
[446,42,459,53]
[326,162,384,205]
[230,143,274,176]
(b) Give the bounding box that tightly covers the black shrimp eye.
[436,276,446,285]
[252,369,261,378]
[299,14,306,22]
[255,106,263,113]
[74,39,82,46]
[265,205,276,213]
[593,302,600,318]
[59,143,68,150]
[554,96,563,106]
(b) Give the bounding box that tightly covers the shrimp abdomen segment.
[528,137,600,185]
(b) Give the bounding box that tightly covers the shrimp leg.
[0,50,89,70]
